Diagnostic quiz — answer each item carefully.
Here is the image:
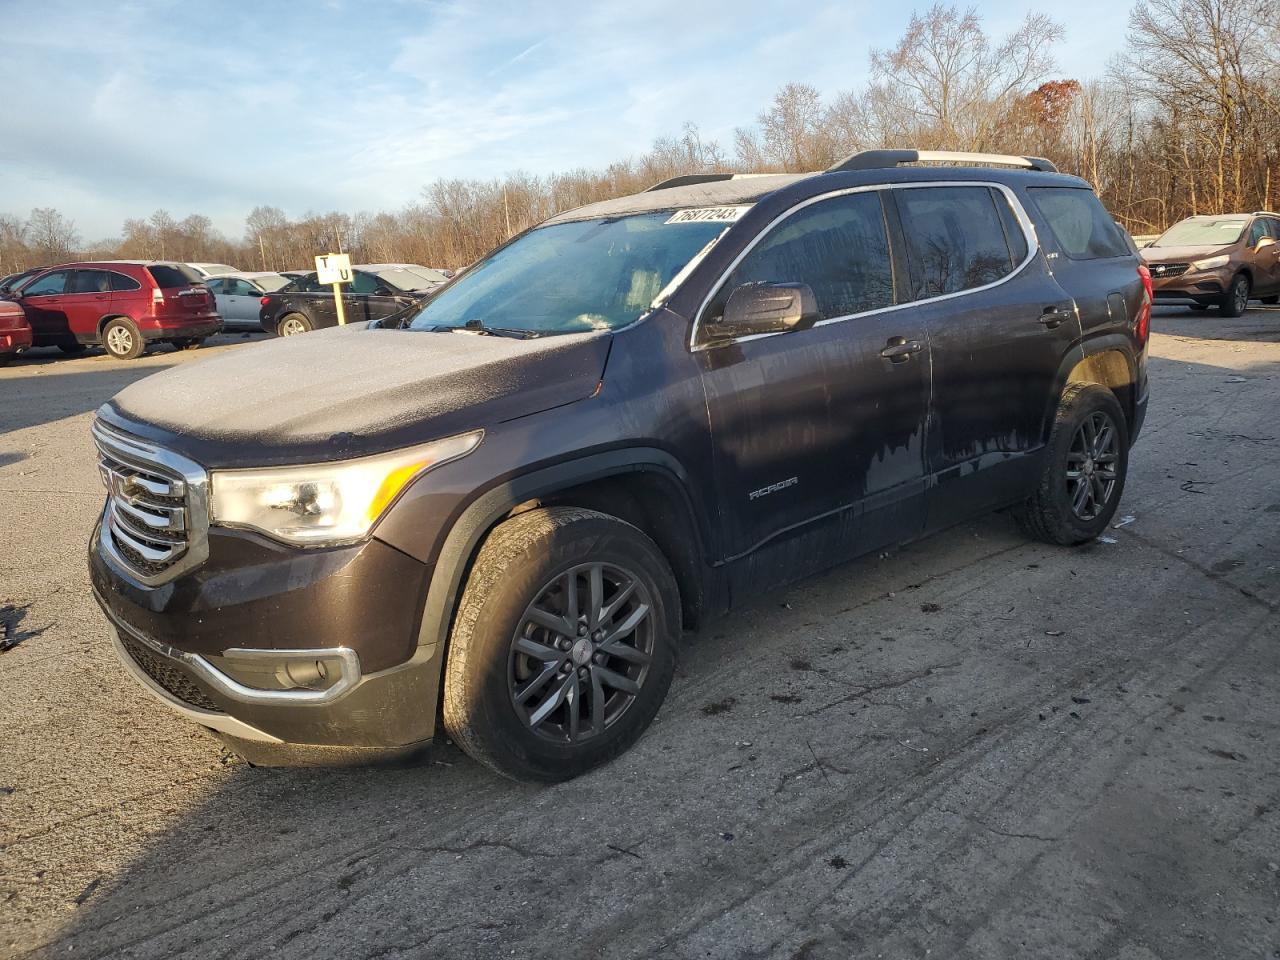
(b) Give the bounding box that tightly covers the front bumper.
[90,516,444,761]
[1149,265,1232,303]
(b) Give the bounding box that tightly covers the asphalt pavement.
[1,311,1278,959]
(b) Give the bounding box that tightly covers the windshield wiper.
[454,318,541,339]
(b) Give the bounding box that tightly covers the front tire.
[1014,383,1129,545]
[277,313,312,337]
[101,318,145,360]
[1219,274,1249,317]
[443,507,679,782]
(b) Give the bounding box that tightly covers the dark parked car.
[0,266,45,295]
[259,264,447,336]
[1140,211,1280,315]
[11,261,221,359]
[90,150,1149,780]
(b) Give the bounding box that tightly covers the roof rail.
[643,172,783,193]
[828,149,1058,174]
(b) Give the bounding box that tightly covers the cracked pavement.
[2,311,1279,959]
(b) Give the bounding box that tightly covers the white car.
[205,272,292,329]
[186,262,241,278]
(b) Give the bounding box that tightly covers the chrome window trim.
[92,417,211,587]
[689,180,1041,352]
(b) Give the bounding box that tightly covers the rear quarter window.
[1028,187,1131,260]
[147,264,203,288]
[108,271,141,292]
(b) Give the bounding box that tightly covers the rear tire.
[443,507,679,782]
[58,342,87,355]
[1219,274,1249,317]
[1013,383,1129,546]
[277,313,312,337]
[101,318,145,360]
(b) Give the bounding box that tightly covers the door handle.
[1039,306,1073,328]
[880,338,923,363]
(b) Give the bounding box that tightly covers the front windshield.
[1154,217,1247,247]
[405,211,734,334]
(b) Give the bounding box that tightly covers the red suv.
[11,262,222,360]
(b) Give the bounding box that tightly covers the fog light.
[276,659,329,690]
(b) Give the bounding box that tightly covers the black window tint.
[108,271,140,291]
[1028,187,1130,260]
[282,273,323,293]
[348,271,379,295]
[713,191,894,321]
[896,186,1016,298]
[147,264,203,288]
[993,189,1029,264]
[68,270,111,294]
[22,270,68,296]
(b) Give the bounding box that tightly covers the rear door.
[1253,217,1280,294]
[107,269,148,323]
[63,269,113,339]
[695,188,930,591]
[17,269,72,344]
[890,183,1080,526]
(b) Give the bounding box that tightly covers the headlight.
[1191,254,1230,271]
[210,431,482,546]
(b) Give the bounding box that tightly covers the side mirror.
[1256,236,1276,252]
[708,282,820,342]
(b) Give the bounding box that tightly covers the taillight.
[260,296,270,306]
[1136,264,1152,345]
[151,288,164,306]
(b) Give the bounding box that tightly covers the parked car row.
[1139,211,1280,315]
[0,258,450,361]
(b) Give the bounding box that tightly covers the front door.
[694,189,930,595]
[17,269,73,344]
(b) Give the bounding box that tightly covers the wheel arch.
[97,313,134,336]
[1059,340,1138,436]
[412,449,712,666]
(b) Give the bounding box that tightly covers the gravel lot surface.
[2,312,1278,959]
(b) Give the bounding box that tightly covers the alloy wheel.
[1065,410,1119,521]
[280,316,308,336]
[508,562,654,743]
[106,326,134,355]
[1232,279,1248,313]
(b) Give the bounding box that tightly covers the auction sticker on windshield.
[666,206,750,224]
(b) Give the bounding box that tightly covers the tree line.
[2,0,1277,277]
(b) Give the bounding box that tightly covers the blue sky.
[0,0,1134,241]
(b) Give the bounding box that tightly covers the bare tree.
[26,208,78,263]
[869,5,1065,150]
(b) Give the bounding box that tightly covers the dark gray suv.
[90,149,1150,781]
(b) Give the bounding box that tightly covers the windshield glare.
[405,211,733,334]
[1155,218,1248,247]
[376,268,439,291]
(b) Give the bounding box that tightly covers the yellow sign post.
[315,253,353,325]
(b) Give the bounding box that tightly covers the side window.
[1267,219,1280,240]
[896,186,1020,299]
[1246,219,1268,247]
[993,189,1029,265]
[348,271,380,295]
[710,191,894,323]
[226,279,254,296]
[1027,187,1131,260]
[68,270,111,294]
[109,271,141,292]
[22,271,68,296]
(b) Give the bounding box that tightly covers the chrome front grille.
[1148,262,1189,279]
[92,419,210,584]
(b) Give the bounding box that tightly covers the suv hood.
[1141,243,1233,263]
[103,324,612,467]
